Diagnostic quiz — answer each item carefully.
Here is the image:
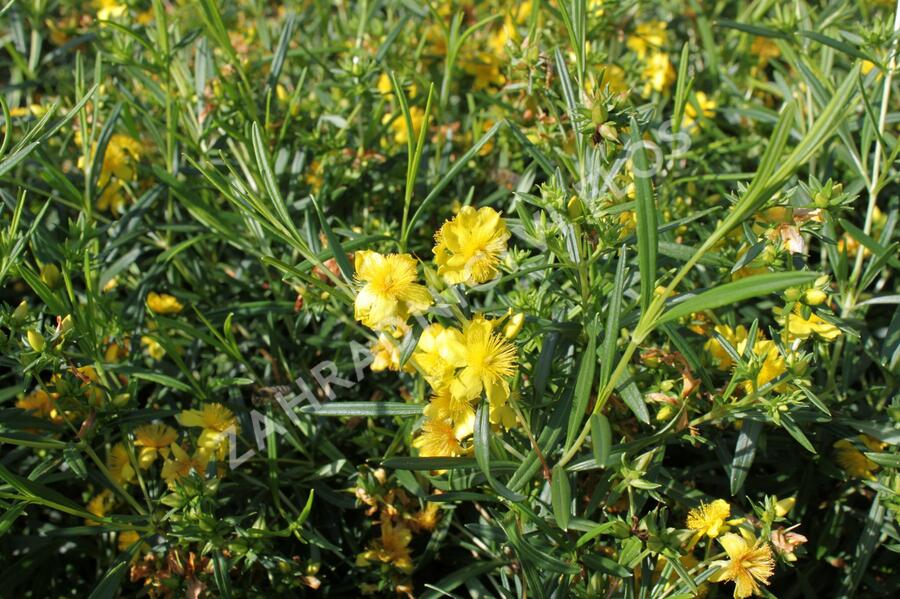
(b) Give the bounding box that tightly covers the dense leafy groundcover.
[1,0,899,597]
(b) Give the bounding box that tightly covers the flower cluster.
[352,206,516,457]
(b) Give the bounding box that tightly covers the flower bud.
[59,314,75,335]
[12,300,28,324]
[504,312,525,340]
[784,287,802,301]
[775,496,796,517]
[803,289,827,306]
[598,122,618,142]
[567,196,584,219]
[656,404,675,422]
[41,264,61,289]
[26,329,45,352]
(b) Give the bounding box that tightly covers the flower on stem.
[445,316,518,407]
[176,403,238,460]
[412,418,465,457]
[687,499,740,544]
[146,292,183,314]
[776,305,841,342]
[133,423,178,468]
[160,443,212,488]
[107,443,136,485]
[433,206,510,287]
[833,438,879,480]
[353,251,432,334]
[710,531,775,598]
[356,520,414,573]
[704,324,748,370]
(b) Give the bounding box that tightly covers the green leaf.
[475,403,525,501]
[658,271,821,324]
[212,552,233,599]
[582,554,632,578]
[301,402,424,417]
[308,194,354,281]
[600,246,627,390]
[730,420,762,495]
[617,378,650,424]
[799,30,879,65]
[420,561,505,599]
[551,464,572,530]
[630,117,658,312]
[0,463,98,520]
[590,414,612,468]
[780,414,816,454]
[567,318,599,448]
[672,43,694,135]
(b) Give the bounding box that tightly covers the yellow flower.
[176,403,238,458]
[107,443,136,485]
[95,0,126,20]
[751,37,780,66]
[412,418,465,457]
[433,206,510,286]
[704,324,748,370]
[833,438,879,480]
[86,489,115,525]
[370,334,404,372]
[710,532,775,598]
[133,423,178,468]
[738,339,788,395]
[77,132,142,212]
[141,335,165,360]
[424,386,476,439]
[356,520,414,573]
[146,292,183,314]
[687,499,732,540]
[778,305,841,342]
[304,159,324,193]
[160,443,212,488]
[408,502,441,532]
[445,316,518,406]
[460,51,506,90]
[683,91,716,128]
[353,251,432,333]
[642,51,675,94]
[117,530,141,552]
[413,323,465,389]
[383,106,425,146]
[376,72,393,95]
[627,21,668,58]
[16,389,62,422]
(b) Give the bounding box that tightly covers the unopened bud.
[784,287,802,301]
[26,329,45,352]
[41,264,61,289]
[59,314,75,335]
[504,313,525,340]
[12,300,29,324]
[598,122,618,141]
[775,496,796,518]
[567,196,584,219]
[656,405,675,422]
[803,289,827,306]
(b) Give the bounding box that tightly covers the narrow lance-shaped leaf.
[629,117,658,312]
[551,464,572,530]
[730,419,762,495]
[658,271,821,324]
